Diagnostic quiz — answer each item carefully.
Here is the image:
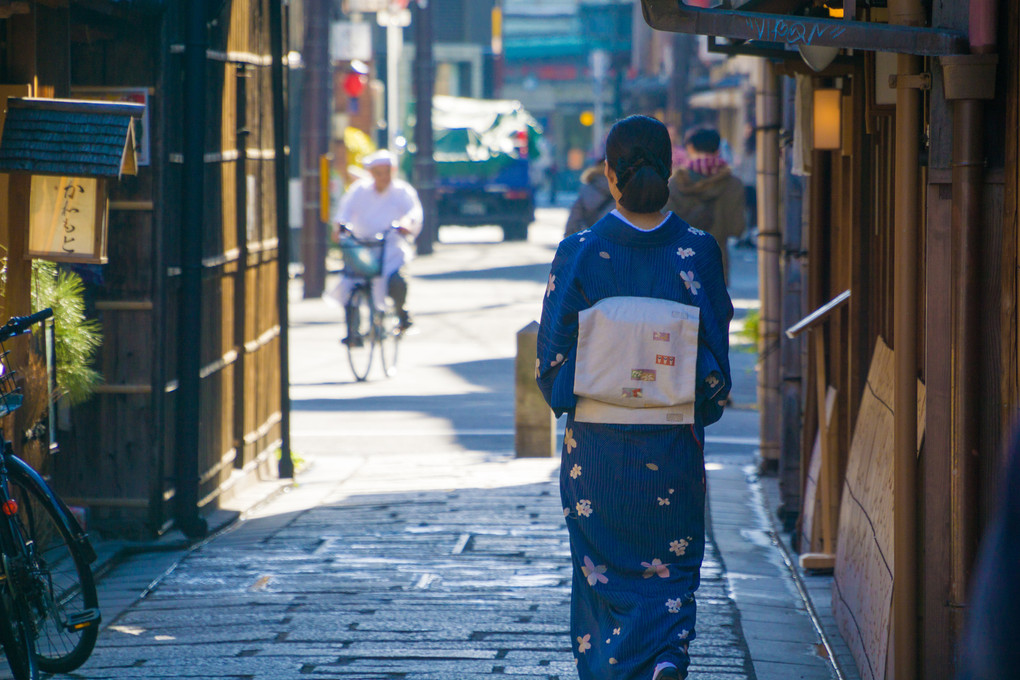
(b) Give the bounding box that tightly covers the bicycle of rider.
[338,227,405,381]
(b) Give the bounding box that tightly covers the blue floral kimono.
[536,212,733,679]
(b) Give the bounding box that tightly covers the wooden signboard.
[28,175,108,263]
[832,337,926,680]
[800,386,837,555]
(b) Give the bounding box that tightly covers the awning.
[688,87,745,111]
[504,36,587,61]
[0,97,144,179]
[640,0,967,56]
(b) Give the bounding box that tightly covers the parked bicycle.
[0,309,101,680]
[338,228,403,381]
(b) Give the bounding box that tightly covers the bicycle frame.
[0,440,96,565]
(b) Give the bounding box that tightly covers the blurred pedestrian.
[665,126,746,284]
[564,161,615,237]
[537,115,733,680]
[328,149,422,343]
[956,428,1020,680]
[546,162,560,204]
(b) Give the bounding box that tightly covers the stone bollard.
[515,321,556,457]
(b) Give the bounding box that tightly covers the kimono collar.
[592,212,686,247]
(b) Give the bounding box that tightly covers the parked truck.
[428,95,543,241]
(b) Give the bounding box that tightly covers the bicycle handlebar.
[337,223,409,239]
[0,308,53,342]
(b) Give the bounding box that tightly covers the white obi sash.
[573,296,699,424]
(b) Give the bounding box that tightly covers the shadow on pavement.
[415,262,553,283]
[292,358,516,452]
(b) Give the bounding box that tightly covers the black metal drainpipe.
[175,0,209,538]
[270,0,294,479]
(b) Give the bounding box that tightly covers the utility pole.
[300,0,330,298]
[270,0,294,479]
[413,0,436,254]
[176,0,209,539]
[591,48,608,159]
[379,1,410,152]
[666,33,696,136]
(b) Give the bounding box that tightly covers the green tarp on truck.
[426,96,543,241]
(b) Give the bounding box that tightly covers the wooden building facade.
[642,1,1015,679]
[0,0,288,538]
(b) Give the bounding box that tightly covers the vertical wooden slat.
[1005,0,1020,427]
[847,71,867,443]
[922,184,954,680]
[833,147,850,495]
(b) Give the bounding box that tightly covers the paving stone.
[72,230,857,680]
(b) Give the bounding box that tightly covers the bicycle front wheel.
[0,546,39,680]
[378,308,400,377]
[346,285,376,381]
[9,467,99,673]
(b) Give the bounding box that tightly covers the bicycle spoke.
[378,307,401,377]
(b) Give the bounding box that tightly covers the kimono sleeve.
[692,234,734,425]
[536,240,589,417]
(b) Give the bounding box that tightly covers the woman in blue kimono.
[537,115,733,680]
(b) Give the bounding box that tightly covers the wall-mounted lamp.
[813,87,842,150]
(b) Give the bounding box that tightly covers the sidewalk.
[74,216,858,680]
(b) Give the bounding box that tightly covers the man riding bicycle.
[331,149,422,346]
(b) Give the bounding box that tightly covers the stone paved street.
[84,476,755,679]
[25,210,850,680]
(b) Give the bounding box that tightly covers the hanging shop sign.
[0,97,143,264]
[27,176,108,263]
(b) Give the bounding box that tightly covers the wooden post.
[808,333,836,570]
[756,59,782,470]
[515,321,555,458]
[786,289,850,571]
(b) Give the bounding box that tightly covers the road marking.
[451,533,472,555]
[313,537,339,555]
[293,430,759,446]
[413,573,440,589]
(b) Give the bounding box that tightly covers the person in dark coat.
[665,127,746,284]
[564,163,616,237]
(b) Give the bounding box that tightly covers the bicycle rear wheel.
[8,467,99,673]
[378,308,400,377]
[346,285,376,381]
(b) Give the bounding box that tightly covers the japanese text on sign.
[29,176,99,259]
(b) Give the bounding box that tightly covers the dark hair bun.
[619,166,670,213]
[605,115,673,213]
